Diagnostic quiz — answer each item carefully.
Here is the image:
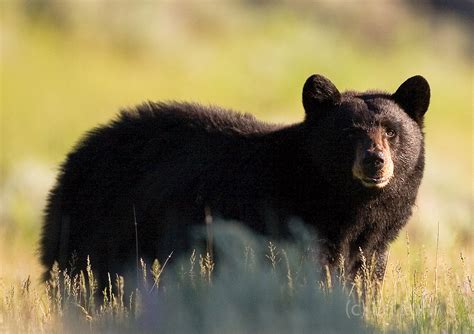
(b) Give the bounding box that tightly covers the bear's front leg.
[374,249,389,282]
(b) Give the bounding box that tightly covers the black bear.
[40,74,430,287]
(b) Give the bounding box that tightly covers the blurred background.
[1,0,472,281]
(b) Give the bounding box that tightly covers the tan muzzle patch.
[352,129,394,188]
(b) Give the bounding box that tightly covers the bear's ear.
[392,75,430,125]
[302,74,341,118]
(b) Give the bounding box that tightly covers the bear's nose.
[363,151,385,167]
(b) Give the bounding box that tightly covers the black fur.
[40,75,430,287]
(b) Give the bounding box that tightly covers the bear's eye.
[385,128,396,138]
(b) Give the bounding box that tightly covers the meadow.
[1,2,472,333]
[1,223,472,333]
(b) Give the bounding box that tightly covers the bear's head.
[302,74,430,190]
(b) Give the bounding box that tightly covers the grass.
[0,224,472,333]
[0,2,472,333]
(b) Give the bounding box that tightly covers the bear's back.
[116,102,279,139]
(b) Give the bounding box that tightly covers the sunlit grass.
[0,224,472,333]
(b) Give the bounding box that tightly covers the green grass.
[0,2,472,333]
[1,3,472,170]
